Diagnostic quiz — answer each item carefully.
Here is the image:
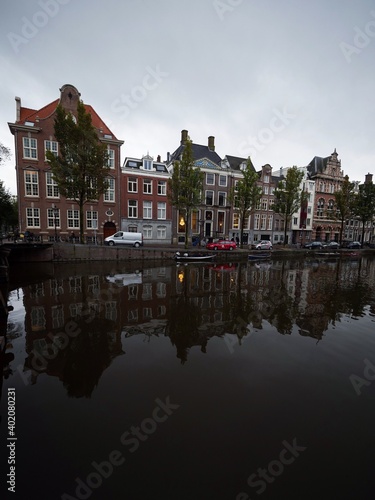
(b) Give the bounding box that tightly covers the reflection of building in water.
[19,258,375,376]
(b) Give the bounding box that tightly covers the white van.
[104,231,143,247]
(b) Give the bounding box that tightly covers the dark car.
[347,241,361,249]
[324,241,340,249]
[304,241,324,250]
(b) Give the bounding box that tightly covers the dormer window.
[143,159,152,170]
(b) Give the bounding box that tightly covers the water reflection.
[7,256,375,396]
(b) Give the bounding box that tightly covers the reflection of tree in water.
[60,316,114,398]
[166,295,204,364]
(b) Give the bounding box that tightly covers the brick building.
[8,84,123,242]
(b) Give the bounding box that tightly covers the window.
[26,207,40,227]
[206,173,214,185]
[47,208,60,228]
[306,218,311,226]
[25,170,39,196]
[270,187,275,195]
[218,212,225,233]
[218,192,226,207]
[129,200,137,218]
[67,209,79,228]
[261,215,266,230]
[157,202,166,220]
[191,211,198,232]
[46,172,59,198]
[143,159,152,170]
[263,186,269,194]
[219,175,227,187]
[143,179,152,194]
[293,217,298,225]
[157,180,166,195]
[206,190,214,205]
[157,225,167,239]
[128,177,137,192]
[107,147,115,168]
[143,201,152,219]
[45,140,58,158]
[86,211,98,229]
[143,225,152,239]
[264,174,269,183]
[23,137,37,159]
[267,215,273,230]
[233,213,239,229]
[262,199,268,210]
[104,178,115,201]
[254,214,260,230]
[275,219,279,231]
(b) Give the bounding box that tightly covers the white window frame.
[143,224,152,239]
[128,200,138,218]
[143,201,152,219]
[107,147,115,169]
[67,209,80,229]
[104,177,115,202]
[128,177,137,193]
[157,225,167,239]
[45,140,58,159]
[157,202,166,220]
[46,172,59,198]
[23,137,37,159]
[47,207,60,228]
[143,179,152,194]
[157,180,166,195]
[86,211,98,229]
[219,175,227,187]
[26,207,40,228]
[25,170,39,196]
[206,173,214,185]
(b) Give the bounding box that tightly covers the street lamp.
[52,205,59,242]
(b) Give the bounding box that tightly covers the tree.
[272,166,306,245]
[334,175,356,244]
[0,182,17,232]
[352,180,375,246]
[46,101,110,244]
[0,142,11,166]
[167,138,204,249]
[229,157,262,248]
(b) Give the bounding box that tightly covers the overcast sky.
[1,0,375,194]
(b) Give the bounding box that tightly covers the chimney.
[167,152,170,163]
[180,129,188,145]
[15,96,21,122]
[365,173,373,184]
[157,155,161,162]
[208,136,215,151]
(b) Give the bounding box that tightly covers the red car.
[206,240,237,251]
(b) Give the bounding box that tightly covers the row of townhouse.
[8,84,374,246]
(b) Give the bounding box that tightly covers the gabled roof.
[224,155,255,172]
[169,143,222,167]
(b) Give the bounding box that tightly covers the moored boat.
[174,252,216,262]
[248,252,271,261]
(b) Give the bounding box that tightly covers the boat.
[174,251,216,262]
[248,252,271,261]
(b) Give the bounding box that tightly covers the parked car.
[304,241,324,250]
[255,240,273,250]
[206,240,237,251]
[324,241,340,249]
[104,231,143,247]
[347,241,361,249]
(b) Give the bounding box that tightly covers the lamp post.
[52,205,59,242]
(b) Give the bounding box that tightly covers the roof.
[306,156,330,177]
[18,100,116,137]
[169,142,222,166]
[225,155,255,172]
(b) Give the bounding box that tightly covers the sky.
[1,0,375,194]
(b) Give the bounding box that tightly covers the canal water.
[1,256,375,500]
